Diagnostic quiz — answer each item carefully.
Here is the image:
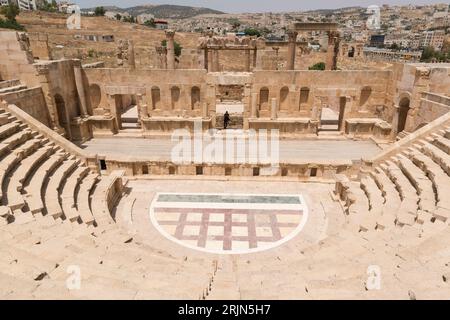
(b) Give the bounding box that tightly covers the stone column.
[326,31,339,70]
[106,94,121,131]
[271,98,278,120]
[252,49,257,70]
[244,49,251,72]
[207,49,214,72]
[165,30,176,70]
[213,49,220,72]
[391,105,400,138]
[73,66,88,117]
[136,94,148,126]
[204,48,209,70]
[128,40,136,70]
[286,30,298,71]
[202,102,208,119]
[250,92,258,118]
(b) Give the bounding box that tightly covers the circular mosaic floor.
[149,193,308,254]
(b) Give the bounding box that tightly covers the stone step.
[0,122,20,141]
[0,129,32,152]
[61,166,91,223]
[0,79,21,90]
[406,148,450,223]
[430,134,450,155]
[24,152,68,215]
[371,167,401,214]
[76,173,99,226]
[6,146,55,212]
[360,175,392,231]
[0,84,27,94]
[419,140,450,176]
[394,154,436,214]
[45,159,80,219]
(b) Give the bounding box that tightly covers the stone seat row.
[0,108,120,228]
[336,125,450,233]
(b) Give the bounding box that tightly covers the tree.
[389,43,400,50]
[144,18,156,28]
[115,14,122,21]
[421,45,450,63]
[421,46,435,62]
[122,16,136,23]
[161,39,182,57]
[1,3,19,21]
[308,62,326,70]
[94,7,105,16]
[228,18,241,31]
[244,28,261,37]
[39,0,57,12]
[0,3,24,30]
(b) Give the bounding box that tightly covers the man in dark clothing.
[224,111,230,129]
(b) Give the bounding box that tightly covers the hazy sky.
[76,0,443,13]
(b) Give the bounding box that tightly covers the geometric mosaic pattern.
[150,193,308,254]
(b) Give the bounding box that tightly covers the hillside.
[83,4,225,19]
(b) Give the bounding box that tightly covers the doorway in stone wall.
[318,95,346,133]
[119,94,140,130]
[215,85,245,130]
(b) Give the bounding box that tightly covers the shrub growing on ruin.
[0,3,25,31]
[308,62,326,70]
[0,3,19,21]
[161,40,183,57]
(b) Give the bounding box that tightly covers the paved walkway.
[81,137,382,162]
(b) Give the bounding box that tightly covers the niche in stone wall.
[280,86,289,111]
[359,86,372,109]
[151,86,161,110]
[171,86,181,110]
[299,87,310,110]
[89,84,101,110]
[259,87,269,110]
[191,86,200,110]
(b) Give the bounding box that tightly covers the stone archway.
[397,96,411,133]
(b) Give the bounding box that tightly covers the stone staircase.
[0,79,27,95]
[396,130,411,141]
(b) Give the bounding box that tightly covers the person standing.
[224,111,230,129]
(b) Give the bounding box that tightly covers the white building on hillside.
[105,11,130,21]
[137,13,154,25]
[16,0,37,11]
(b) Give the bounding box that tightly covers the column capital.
[286,30,298,42]
[165,30,175,39]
